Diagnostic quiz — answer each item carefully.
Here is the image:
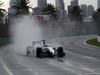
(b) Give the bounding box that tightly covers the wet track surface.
[1,35,100,75]
[0,50,8,75]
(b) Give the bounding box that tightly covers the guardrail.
[0,37,11,46]
[61,32,97,37]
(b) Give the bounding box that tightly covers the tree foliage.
[0,1,7,20]
[0,9,7,19]
[0,1,4,7]
[42,4,57,20]
[11,0,31,16]
[69,6,84,21]
[93,8,100,21]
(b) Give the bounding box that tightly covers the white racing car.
[26,40,65,58]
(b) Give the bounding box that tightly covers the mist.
[10,16,42,54]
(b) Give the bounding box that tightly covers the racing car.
[26,40,65,58]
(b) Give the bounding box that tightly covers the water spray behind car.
[10,15,43,54]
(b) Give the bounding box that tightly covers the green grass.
[86,38,100,47]
[0,37,11,46]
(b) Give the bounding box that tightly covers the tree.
[0,1,9,37]
[0,9,7,20]
[93,8,100,21]
[93,8,100,36]
[0,1,7,23]
[68,6,84,35]
[42,4,57,20]
[0,1,4,7]
[69,6,84,22]
[11,0,31,16]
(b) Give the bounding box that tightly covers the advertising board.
[33,15,50,21]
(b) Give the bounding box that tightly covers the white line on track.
[85,73,100,75]
[0,52,14,75]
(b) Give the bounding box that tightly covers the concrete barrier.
[97,36,100,42]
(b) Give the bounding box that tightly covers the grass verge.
[86,38,100,47]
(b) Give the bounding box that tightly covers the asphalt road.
[1,35,100,75]
[0,47,8,75]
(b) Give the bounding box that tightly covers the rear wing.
[32,41,41,46]
[32,40,46,46]
[32,41,42,44]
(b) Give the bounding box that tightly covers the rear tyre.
[26,46,32,56]
[36,47,42,58]
[57,47,65,57]
[26,51,30,56]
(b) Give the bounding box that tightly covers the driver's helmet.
[43,41,45,45]
[42,40,46,45]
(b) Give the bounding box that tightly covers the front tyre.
[36,47,42,58]
[57,47,65,57]
[49,52,53,58]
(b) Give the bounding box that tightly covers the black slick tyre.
[36,47,42,58]
[49,52,53,58]
[26,51,30,56]
[57,47,64,57]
